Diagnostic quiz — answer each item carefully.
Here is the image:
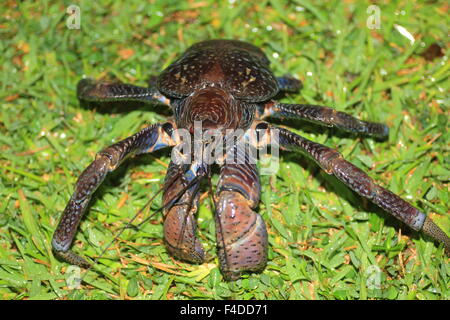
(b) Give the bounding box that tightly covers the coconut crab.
[52,39,449,281]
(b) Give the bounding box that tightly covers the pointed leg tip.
[53,249,91,269]
[421,217,450,256]
[376,124,389,140]
[76,78,97,100]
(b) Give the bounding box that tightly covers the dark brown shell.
[157,39,279,102]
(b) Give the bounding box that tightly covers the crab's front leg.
[51,122,178,267]
[264,124,449,254]
[215,145,268,281]
[162,161,205,264]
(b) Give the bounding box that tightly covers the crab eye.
[162,122,174,137]
[255,122,269,131]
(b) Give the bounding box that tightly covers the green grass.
[0,0,449,300]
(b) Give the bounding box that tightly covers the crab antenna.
[135,167,206,229]
[79,184,165,281]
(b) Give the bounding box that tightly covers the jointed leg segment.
[77,78,171,106]
[215,148,267,281]
[51,122,177,266]
[261,102,389,139]
[262,124,449,254]
[276,76,302,93]
[162,161,205,264]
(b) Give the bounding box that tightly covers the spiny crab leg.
[51,121,178,267]
[77,78,171,106]
[259,101,389,139]
[252,122,449,255]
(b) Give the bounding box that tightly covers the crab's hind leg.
[51,122,177,267]
[260,101,389,139]
[276,76,302,93]
[271,125,450,255]
[162,161,205,264]
[77,78,170,106]
[215,146,268,281]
